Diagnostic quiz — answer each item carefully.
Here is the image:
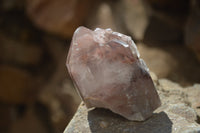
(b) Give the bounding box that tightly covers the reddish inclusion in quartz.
[66,26,161,121]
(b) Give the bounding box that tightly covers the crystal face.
[66,26,161,121]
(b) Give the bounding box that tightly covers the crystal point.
[66,26,161,121]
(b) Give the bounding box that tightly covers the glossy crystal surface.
[66,26,161,121]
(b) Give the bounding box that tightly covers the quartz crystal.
[66,26,161,121]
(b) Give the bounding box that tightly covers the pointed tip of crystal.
[72,26,92,42]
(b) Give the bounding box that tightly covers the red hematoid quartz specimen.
[66,26,161,121]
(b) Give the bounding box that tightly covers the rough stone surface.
[184,84,200,117]
[66,27,161,121]
[157,79,187,105]
[64,78,200,133]
[64,102,200,133]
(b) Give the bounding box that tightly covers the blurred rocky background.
[0,0,200,133]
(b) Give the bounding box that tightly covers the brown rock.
[142,0,189,44]
[0,0,24,11]
[38,37,80,132]
[0,104,16,132]
[10,107,48,133]
[86,0,140,39]
[147,0,189,13]
[124,0,149,41]
[145,0,189,29]
[138,44,177,78]
[39,89,80,132]
[143,16,183,44]
[66,27,161,121]
[138,43,200,86]
[185,0,200,61]
[86,2,116,32]
[0,65,34,104]
[0,35,43,66]
[26,0,93,38]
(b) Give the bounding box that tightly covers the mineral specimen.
[66,26,161,121]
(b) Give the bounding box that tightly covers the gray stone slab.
[64,102,200,133]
